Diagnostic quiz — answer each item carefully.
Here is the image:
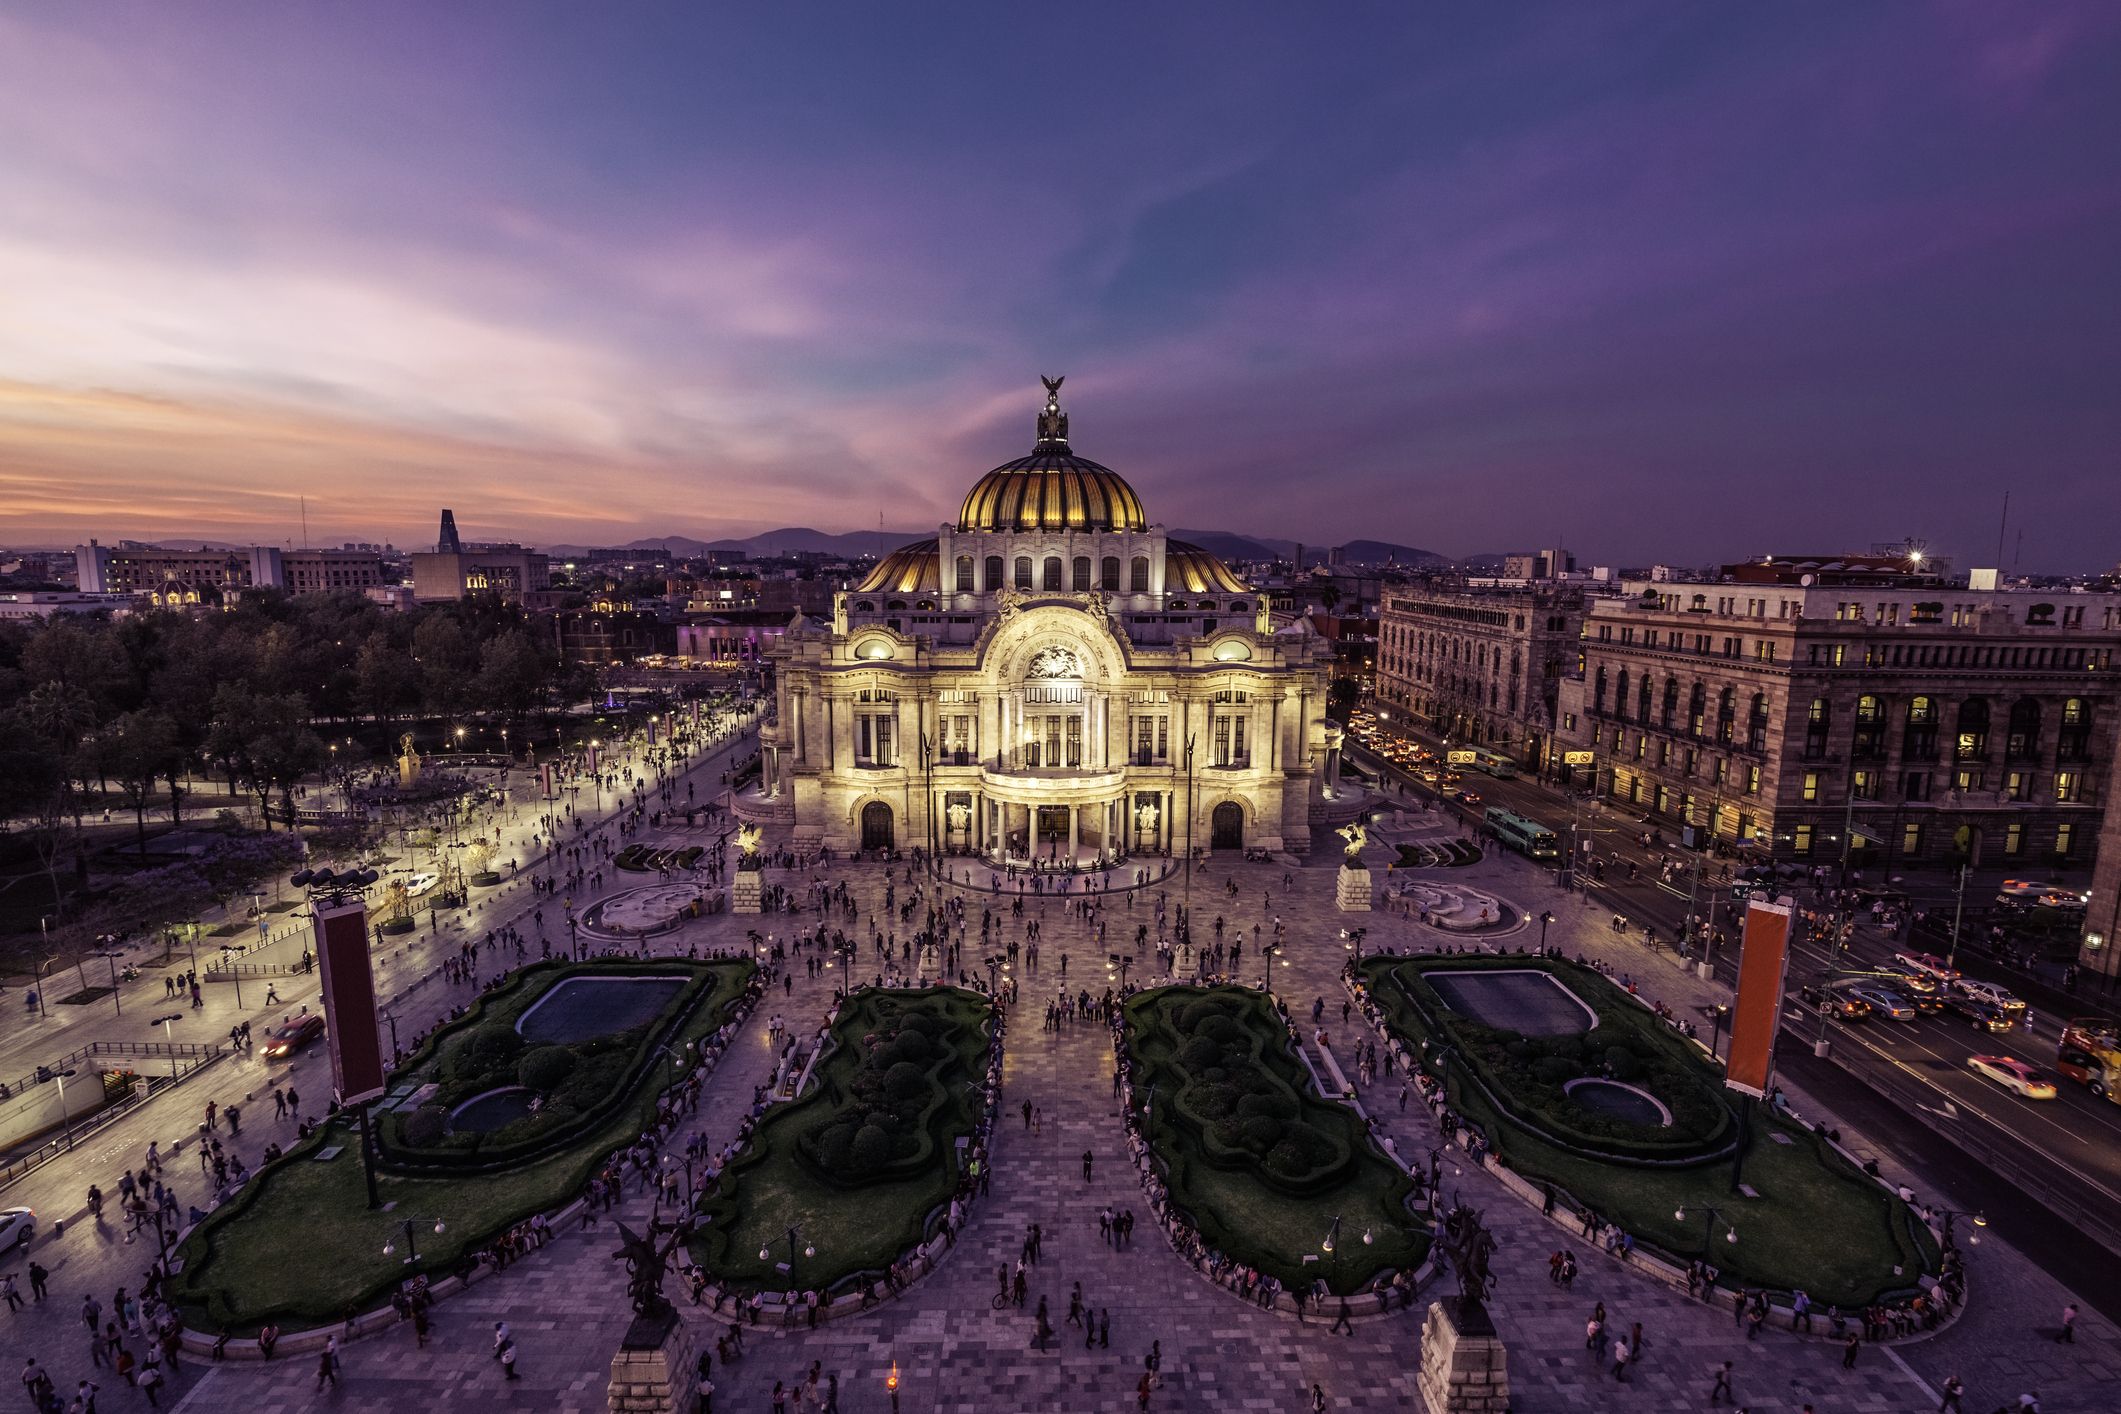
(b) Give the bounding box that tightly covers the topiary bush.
[518,1045,578,1093]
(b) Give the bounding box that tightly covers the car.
[1800,984,1872,1021]
[262,1013,326,1058]
[1892,951,1960,984]
[1418,768,1441,784]
[1953,979,2026,1014]
[1455,789,1483,806]
[1940,993,2014,1033]
[1843,984,1917,1022]
[1873,961,1939,994]
[1967,1055,2057,1099]
[404,871,440,898]
[0,1208,32,1250]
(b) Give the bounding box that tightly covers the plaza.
[4,745,2112,1411]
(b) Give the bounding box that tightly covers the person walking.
[2057,1303,2077,1343]
[1309,1382,1327,1414]
[1709,1361,1734,1406]
[1842,1332,1861,1369]
[1938,1373,1964,1412]
[1082,1149,1094,1182]
[1610,1337,1630,1381]
[314,1337,340,1390]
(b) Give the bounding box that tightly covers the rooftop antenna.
[301,495,309,550]
[1994,490,2008,569]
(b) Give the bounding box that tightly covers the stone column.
[1068,805,1079,859]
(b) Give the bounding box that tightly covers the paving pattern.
[4,809,2112,1413]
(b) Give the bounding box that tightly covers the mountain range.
[546,528,1460,566]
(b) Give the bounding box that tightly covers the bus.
[1485,807,1559,861]
[1449,747,1518,779]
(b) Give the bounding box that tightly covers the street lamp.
[1937,1208,1987,1252]
[1709,1002,1730,1062]
[1321,1214,1342,1254]
[1675,1204,1739,1255]
[153,1013,183,1078]
[760,1224,814,1272]
[384,1215,447,1265]
[50,1067,78,1148]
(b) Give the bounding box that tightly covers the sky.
[1,3,2116,568]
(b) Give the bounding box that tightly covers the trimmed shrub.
[850,1122,896,1170]
[1603,1047,1641,1081]
[884,1061,928,1103]
[1532,1055,1580,1085]
[517,1045,578,1093]
[402,1107,445,1148]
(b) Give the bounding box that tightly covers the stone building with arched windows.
[744,380,1339,860]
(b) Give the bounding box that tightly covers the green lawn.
[1125,985,1425,1294]
[689,987,992,1294]
[1359,956,1937,1306]
[166,960,754,1331]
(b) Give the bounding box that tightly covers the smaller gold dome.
[955,377,1149,533]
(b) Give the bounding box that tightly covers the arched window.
[1904,695,1938,759]
[954,556,975,592]
[1716,687,1735,744]
[2006,699,2041,760]
[853,600,875,613]
[1130,556,1150,593]
[1072,556,1091,592]
[1636,673,1652,722]
[1042,557,1062,591]
[1956,697,1990,761]
[1013,556,1033,590]
[1660,677,1678,727]
[1854,694,1887,759]
[1615,668,1630,721]
[1804,696,1831,758]
[984,555,1004,591]
[1688,682,1707,737]
[1593,666,1608,714]
[1101,556,1120,590]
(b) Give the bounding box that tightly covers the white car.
[403,872,440,898]
[0,1207,33,1250]
[1967,1055,2057,1099]
[1954,979,2026,1014]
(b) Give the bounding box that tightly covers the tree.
[91,710,183,854]
[476,630,550,725]
[355,630,420,725]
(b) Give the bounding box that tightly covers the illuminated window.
[2057,823,2077,857]
[1793,824,1815,855]
[2003,822,2025,857]
[1901,823,1923,856]
[1801,771,1820,802]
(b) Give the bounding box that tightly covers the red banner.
[1726,900,1794,1098]
[312,899,386,1106]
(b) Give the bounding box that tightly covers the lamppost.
[380,1010,400,1060]
[34,953,58,1017]
[1538,910,1553,951]
[1182,731,1197,914]
[384,1215,448,1265]
[1709,1002,1730,1061]
[51,1067,78,1148]
[1945,862,1969,971]
[1936,1208,1987,1253]
[1321,1214,1342,1255]
[760,1224,814,1274]
[591,739,604,811]
[153,1013,183,1078]
[1674,1203,1739,1257]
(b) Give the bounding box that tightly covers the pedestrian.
[1938,1373,1964,1412]
[2057,1303,2077,1343]
[499,1337,518,1380]
[2,1273,21,1311]
[314,1338,339,1391]
[1842,1333,1860,1369]
[27,1261,49,1301]
[1611,1337,1630,1381]
[1710,1361,1734,1405]
[1083,1149,1094,1182]
[1310,1383,1327,1414]
[1099,1309,1110,1349]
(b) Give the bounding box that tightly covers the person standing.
[1842,1332,1861,1369]
[1938,1373,1964,1412]
[2057,1303,2077,1343]
[1082,1149,1094,1182]
[1610,1337,1630,1381]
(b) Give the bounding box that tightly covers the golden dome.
[1164,540,1250,594]
[853,539,939,594]
[955,376,1149,533]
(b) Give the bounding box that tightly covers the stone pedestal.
[608,1307,698,1414]
[1336,864,1373,911]
[1416,1298,1510,1414]
[731,869,762,914]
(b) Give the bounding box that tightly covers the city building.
[1375,577,1588,775]
[74,541,386,601]
[1552,560,2121,867]
[0,589,142,620]
[554,607,675,664]
[409,511,551,603]
[747,379,1336,858]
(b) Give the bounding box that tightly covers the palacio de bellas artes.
[2,8,2119,1414]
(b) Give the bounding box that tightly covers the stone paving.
[3,814,2112,1413]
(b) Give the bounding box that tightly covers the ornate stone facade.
[749,383,1334,861]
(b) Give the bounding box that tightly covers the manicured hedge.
[1368,956,1731,1162]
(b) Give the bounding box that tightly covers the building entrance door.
[861,801,894,852]
[1211,801,1243,850]
[1036,805,1070,843]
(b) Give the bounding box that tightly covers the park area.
[1357,954,1939,1306]
[1123,985,1425,1295]
[690,986,995,1294]
[164,958,755,1331]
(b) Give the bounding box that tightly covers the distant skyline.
[2,5,2117,570]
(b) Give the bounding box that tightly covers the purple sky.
[1,4,2116,568]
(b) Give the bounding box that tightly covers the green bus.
[1484,806,1559,861]
[1448,746,1518,779]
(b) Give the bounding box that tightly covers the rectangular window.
[1953,768,1984,792]
[1066,716,1083,768]
[1851,769,1877,800]
[2054,770,2080,802]
[2057,823,2077,857]
[2003,822,2025,857]
[1901,822,1923,856]
[2005,770,2030,801]
[1745,764,1761,795]
[1793,823,1814,855]
[1801,771,1820,802]
[1903,771,1931,801]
